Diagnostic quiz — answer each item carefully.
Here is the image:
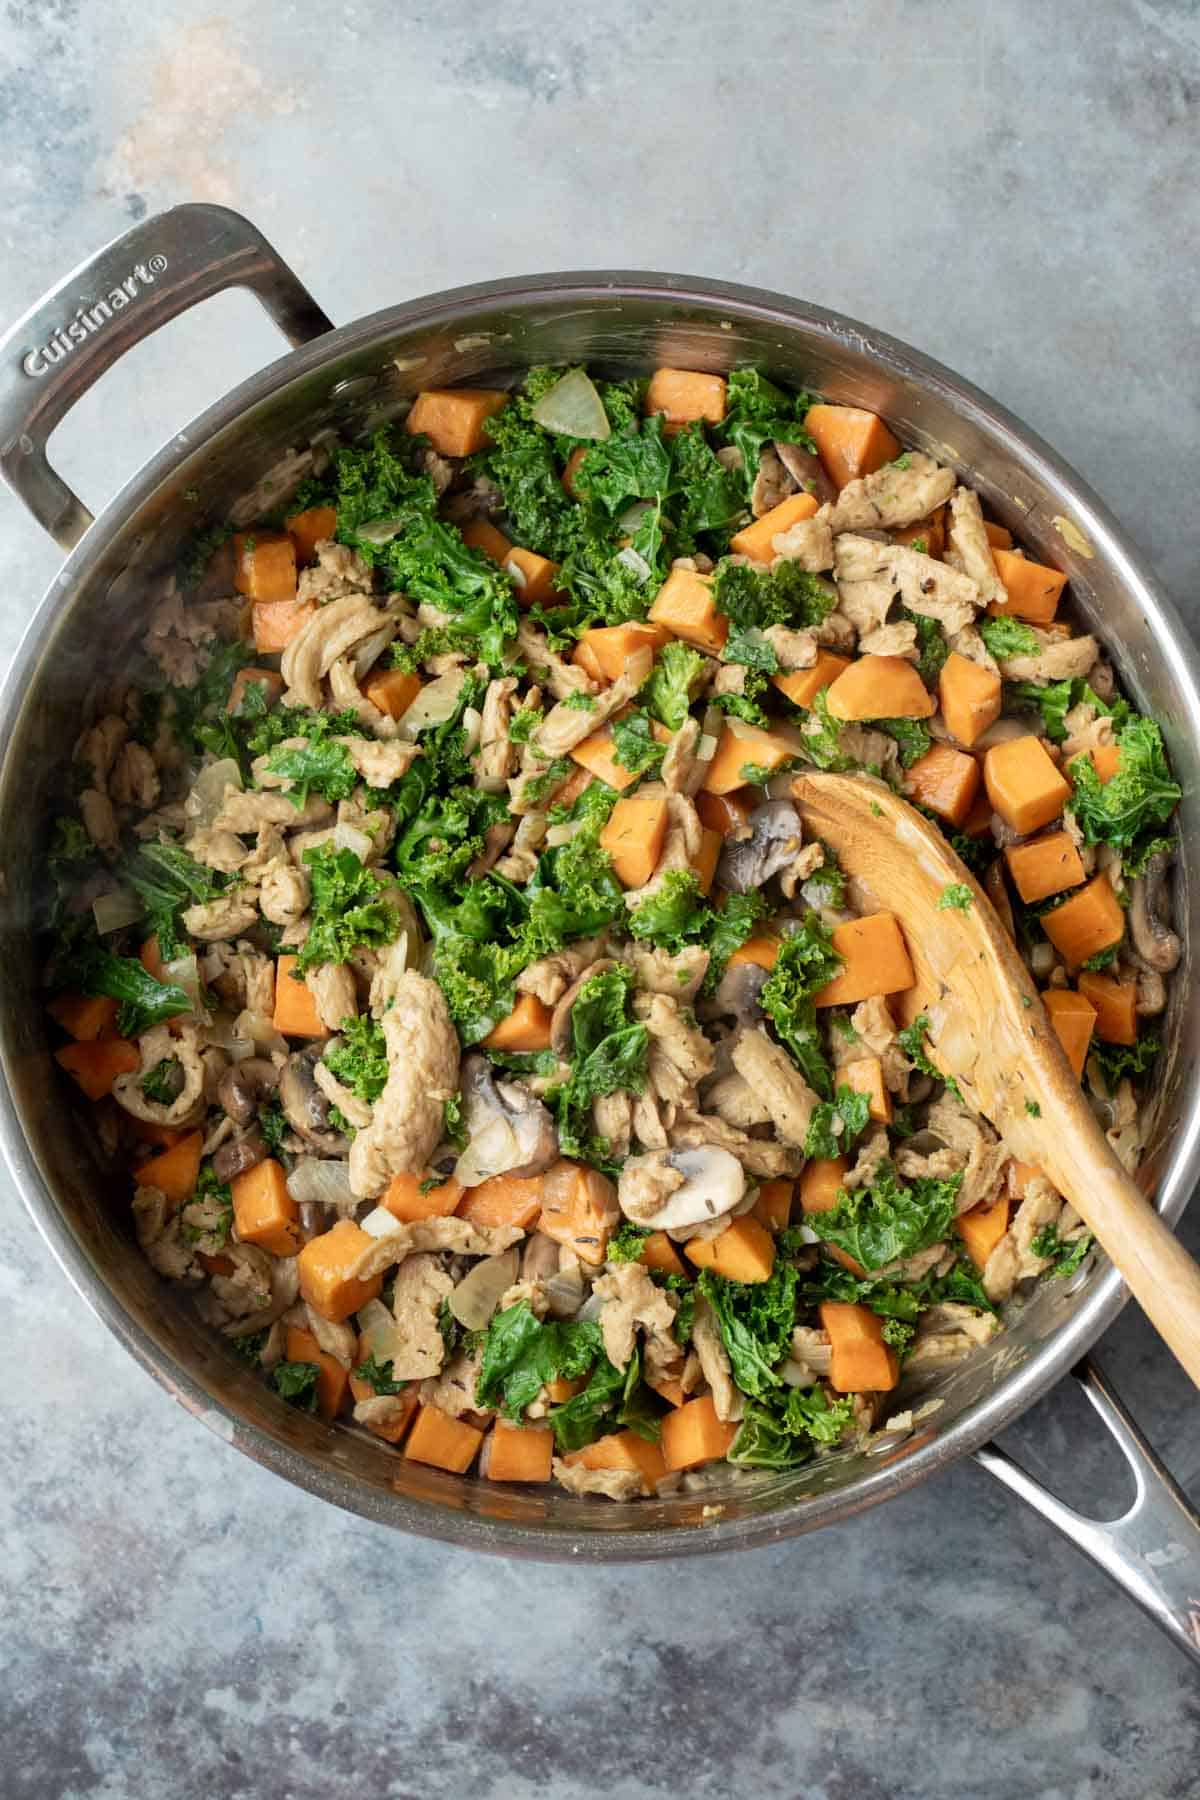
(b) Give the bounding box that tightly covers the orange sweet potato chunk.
[252,597,316,653]
[819,1301,900,1392]
[983,521,1013,549]
[641,1230,686,1277]
[47,992,119,1042]
[727,935,781,973]
[272,957,327,1039]
[460,518,513,564]
[285,1325,351,1423]
[701,721,800,794]
[483,1420,554,1484]
[232,1157,302,1257]
[405,1403,484,1473]
[505,546,561,607]
[695,787,755,836]
[600,791,671,888]
[841,1056,892,1124]
[457,1173,545,1231]
[902,742,981,828]
[661,1395,737,1471]
[957,1195,1010,1271]
[1040,874,1124,968]
[804,404,900,490]
[569,724,639,792]
[1004,832,1086,904]
[362,668,422,722]
[234,530,297,602]
[135,1130,204,1209]
[983,736,1071,835]
[826,655,934,722]
[694,826,722,897]
[572,622,669,683]
[1042,988,1098,1079]
[481,993,554,1053]
[227,667,285,716]
[938,651,1002,749]
[892,507,947,557]
[382,1171,464,1223]
[799,1157,848,1215]
[405,388,508,458]
[729,492,819,564]
[297,1219,382,1323]
[55,1038,140,1101]
[752,1179,794,1232]
[813,913,915,1008]
[569,1429,669,1487]
[772,652,851,711]
[647,566,728,654]
[988,548,1067,623]
[1077,970,1138,1046]
[684,1215,776,1283]
[285,505,337,566]
[644,367,728,430]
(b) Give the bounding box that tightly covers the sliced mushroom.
[217,1056,280,1127]
[549,958,617,1057]
[454,1054,559,1186]
[212,1126,269,1184]
[1128,850,1180,974]
[704,959,768,1026]
[716,801,804,894]
[774,440,838,507]
[278,1046,349,1155]
[618,1146,746,1232]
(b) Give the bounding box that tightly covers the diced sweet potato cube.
[48,992,119,1042]
[297,1218,383,1323]
[729,492,819,564]
[727,935,781,973]
[545,1376,585,1404]
[988,548,1067,623]
[1006,1160,1043,1199]
[483,1420,554,1483]
[405,388,508,458]
[956,1195,1011,1271]
[1005,832,1086,904]
[1077,970,1138,1046]
[362,668,422,722]
[569,1429,669,1487]
[569,724,638,791]
[562,445,588,497]
[252,597,316,653]
[813,913,915,1008]
[354,1383,419,1443]
[55,1037,140,1101]
[647,1373,687,1409]
[644,367,728,430]
[641,1231,686,1277]
[826,654,934,722]
[661,1395,737,1471]
[1088,743,1122,784]
[232,1157,302,1256]
[826,1245,871,1279]
[983,736,1072,835]
[892,507,947,557]
[405,1403,484,1473]
[460,517,513,564]
[600,791,671,888]
[648,566,728,654]
[694,827,722,897]
[753,1179,793,1232]
[285,1324,350,1423]
[135,1130,204,1210]
[701,720,800,794]
[841,1056,892,1124]
[481,993,554,1053]
[819,1301,900,1392]
[285,505,338,566]
[272,956,327,1039]
[381,1171,464,1223]
[505,546,561,607]
[938,651,1003,749]
[983,521,1013,549]
[1042,987,1098,1079]
[1040,874,1124,968]
[804,404,901,490]
[227,667,284,716]
[572,622,669,684]
[537,1160,617,1265]
[696,787,755,836]
[684,1215,776,1283]
[234,530,297,602]
[902,742,981,828]
[800,1157,848,1215]
[962,789,995,837]
[772,651,852,712]
[457,1173,545,1231]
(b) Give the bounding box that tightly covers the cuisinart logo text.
[22,254,169,377]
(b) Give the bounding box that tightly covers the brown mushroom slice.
[617,1146,745,1233]
[278,1046,350,1155]
[716,800,804,894]
[453,1055,559,1187]
[1128,849,1180,975]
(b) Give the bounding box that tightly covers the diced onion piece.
[356,517,406,546]
[233,1009,288,1060]
[92,888,142,935]
[504,557,527,591]
[697,733,719,761]
[361,1205,403,1239]
[462,706,482,754]
[353,622,398,679]
[616,546,652,584]
[286,1158,356,1211]
[185,757,242,827]
[356,1296,399,1359]
[530,368,611,442]
[397,669,467,739]
[453,1112,524,1189]
[164,953,202,1013]
[617,499,655,533]
[545,821,583,848]
[448,1249,520,1330]
[333,820,374,862]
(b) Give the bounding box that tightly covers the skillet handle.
[0,202,334,550]
[975,1358,1200,1668]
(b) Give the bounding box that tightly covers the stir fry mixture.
[44,364,1181,1499]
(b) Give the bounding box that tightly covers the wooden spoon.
[791,770,1200,1387]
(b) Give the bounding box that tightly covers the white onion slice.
[530,368,611,442]
[616,546,652,583]
[361,1205,403,1239]
[453,1112,523,1188]
[92,888,142,935]
[233,1009,288,1060]
[356,517,405,546]
[164,953,202,1012]
[286,1158,356,1210]
[352,622,398,678]
[449,1249,520,1330]
[356,1297,399,1358]
[333,820,374,862]
[185,757,242,827]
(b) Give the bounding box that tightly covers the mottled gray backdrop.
[1,3,1198,1796]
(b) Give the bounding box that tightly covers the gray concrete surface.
[2,2,1199,1795]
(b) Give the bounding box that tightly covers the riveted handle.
[0,203,334,550]
[976,1359,1200,1668]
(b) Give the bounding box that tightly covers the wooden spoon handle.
[1040,1119,1200,1386]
